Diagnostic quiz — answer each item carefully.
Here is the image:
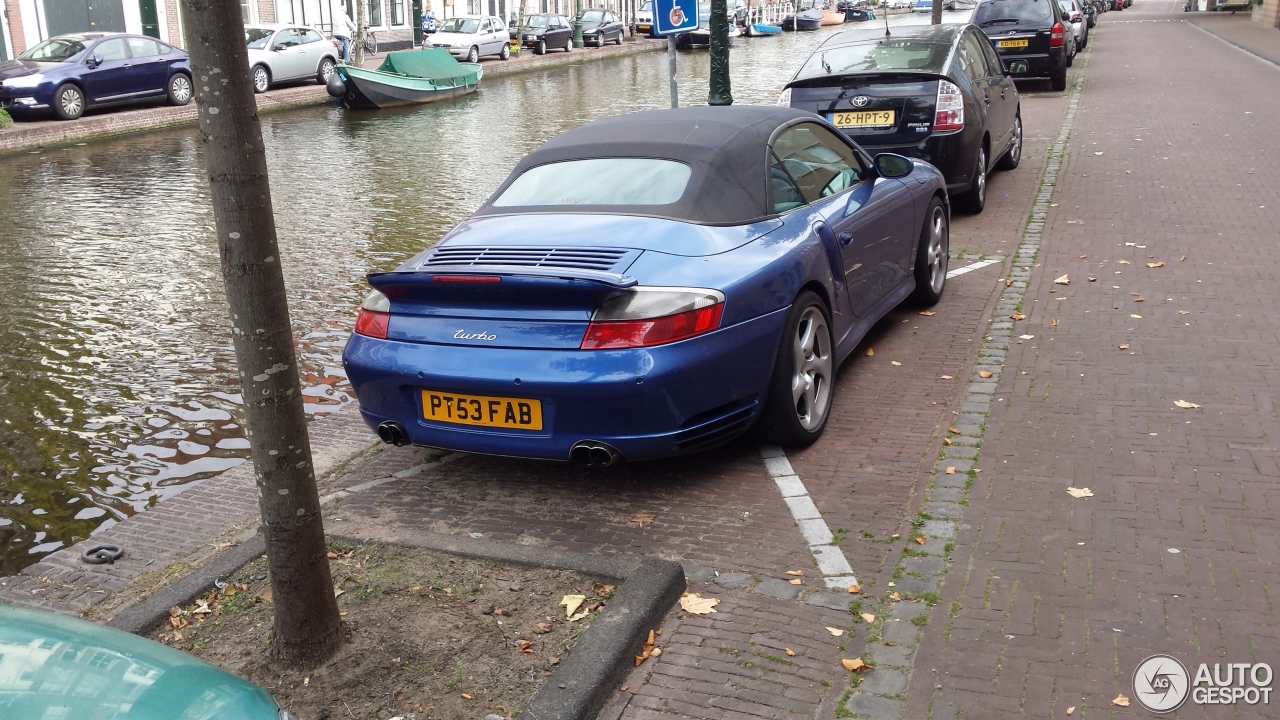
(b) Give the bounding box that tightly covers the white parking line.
[759,445,858,590]
[946,257,1001,279]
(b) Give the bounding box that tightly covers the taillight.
[1049,22,1064,47]
[354,289,390,339]
[581,288,725,349]
[933,80,964,132]
[776,87,792,107]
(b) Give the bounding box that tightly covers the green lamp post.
[707,0,732,105]
[573,0,585,47]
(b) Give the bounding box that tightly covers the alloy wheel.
[1010,117,1023,164]
[320,60,335,81]
[975,148,986,205]
[926,204,949,294]
[790,306,832,431]
[61,87,83,117]
[253,67,269,93]
[172,75,192,103]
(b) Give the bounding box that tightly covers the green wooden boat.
[333,48,482,109]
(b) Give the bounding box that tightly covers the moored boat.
[332,48,482,110]
[794,8,825,28]
[822,9,845,23]
[750,22,782,34]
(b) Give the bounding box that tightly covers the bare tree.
[178,0,344,667]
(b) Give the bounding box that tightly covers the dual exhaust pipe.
[377,422,622,468]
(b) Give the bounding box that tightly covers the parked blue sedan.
[0,33,192,120]
[343,106,950,466]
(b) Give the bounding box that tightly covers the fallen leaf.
[785,570,804,576]
[259,586,272,603]
[865,348,875,356]
[1050,319,1059,326]
[1118,344,1130,350]
[860,613,876,624]
[915,535,926,545]
[848,584,861,594]
[1180,255,1187,261]
[1093,151,1104,155]
[568,611,591,622]
[518,640,534,654]
[1067,707,1075,715]
[1117,259,1130,264]
[326,551,338,559]
[1134,137,1142,141]
[1146,261,1165,268]
[1088,277,1097,282]
[1054,274,1070,285]
[891,592,901,601]
[679,592,720,615]
[1179,310,1190,315]
[842,658,869,672]
[1165,141,1173,146]
[919,310,936,316]
[1079,254,1087,259]
[943,437,952,446]
[978,370,993,379]
[945,467,956,474]
[1113,694,1130,707]
[560,594,586,618]
[1131,314,1143,319]
[1019,334,1035,340]
[1010,312,1027,320]
[891,361,902,366]
[826,626,845,636]
[173,630,183,641]
[1067,220,1079,224]
[635,629,657,666]
[461,693,473,700]
[789,578,803,585]
[628,512,657,527]
[940,375,953,380]
[1174,399,1200,409]
[1066,487,1094,498]
[1005,279,1013,287]
[890,534,900,540]
[785,648,796,656]
[948,426,960,434]
[549,656,561,665]
[1134,297,1145,303]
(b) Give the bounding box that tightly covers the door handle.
[838,231,854,246]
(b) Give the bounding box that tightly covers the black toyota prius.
[779,24,1021,214]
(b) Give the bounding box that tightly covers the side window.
[769,152,806,214]
[978,35,1004,73]
[95,39,128,61]
[302,29,324,43]
[964,33,992,77]
[479,18,491,32]
[126,37,161,57]
[770,123,870,203]
[276,29,300,47]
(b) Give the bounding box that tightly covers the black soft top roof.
[474,106,820,226]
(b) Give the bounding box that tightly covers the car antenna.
[884,5,891,35]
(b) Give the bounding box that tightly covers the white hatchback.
[430,15,511,62]
[244,23,337,94]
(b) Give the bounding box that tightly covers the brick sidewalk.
[1188,12,1280,65]
[902,8,1280,720]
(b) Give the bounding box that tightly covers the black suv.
[973,0,1071,90]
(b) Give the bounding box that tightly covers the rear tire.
[500,42,511,60]
[1050,68,1067,91]
[996,112,1022,170]
[564,37,573,52]
[756,291,835,447]
[910,197,949,306]
[317,57,336,84]
[616,31,623,44]
[52,83,85,120]
[166,72,193,106]
[252,65,270,94]
[955,145,987,214]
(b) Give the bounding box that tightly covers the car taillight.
[1049,21,1064,46]
[581,288,725,349]
[933,80,964,132]
[776,87,792,107]
[354,289,390,339]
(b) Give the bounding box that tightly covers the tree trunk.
[356,0,368,67]
[931,0,943,24]
[178,0,344,668]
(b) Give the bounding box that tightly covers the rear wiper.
[979,17,1021,24]
[821,52,832,73]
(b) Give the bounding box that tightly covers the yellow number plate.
[422,390,543,430]
[997,39,1029,48]
[830,110,895,128]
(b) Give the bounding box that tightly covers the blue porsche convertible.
[343,106,949,466]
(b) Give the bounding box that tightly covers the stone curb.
[0,39,665,156]
[837,46,1094,720]
[106,523,684,720]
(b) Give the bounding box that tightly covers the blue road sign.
[653,0,699,35]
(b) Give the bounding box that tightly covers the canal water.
[0,12,969,575]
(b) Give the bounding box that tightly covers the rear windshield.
[973,0,1054,25]
[798,40,949,75]
[493,159,691,207]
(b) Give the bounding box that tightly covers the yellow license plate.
[830,110,895,128]
[422,390,543,430]
[997,39,1029,48]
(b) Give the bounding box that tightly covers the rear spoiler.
[784,70,948,90]
[389,266,637,288]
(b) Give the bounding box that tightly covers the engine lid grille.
[420,246,635,273]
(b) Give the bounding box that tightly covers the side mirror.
[272,44,286,51]
[88,53,103,67]
[875,153,914,179]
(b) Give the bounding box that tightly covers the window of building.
[368,0,383,26]
[391,0,406,25]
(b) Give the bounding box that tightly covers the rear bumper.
[857,132,973,190]
[997,49,1066,78]
[342,308,787,461]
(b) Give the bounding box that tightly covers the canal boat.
[781,8,824,30]
[333,48,482,110]
[743,22,782,35]
[822,8,846,23]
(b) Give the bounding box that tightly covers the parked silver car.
[430,15,511,62]
[244,23,338,94]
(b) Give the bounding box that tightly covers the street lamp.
[573,0,585,47]
[708,0,732,105]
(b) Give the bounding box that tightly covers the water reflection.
[0,15,969,575]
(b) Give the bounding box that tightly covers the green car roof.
[0,603,282,719]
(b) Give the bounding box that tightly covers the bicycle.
[362,29,378,55]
